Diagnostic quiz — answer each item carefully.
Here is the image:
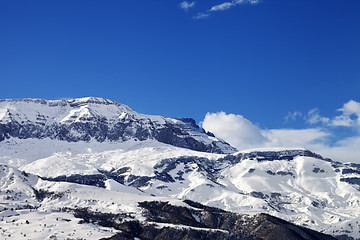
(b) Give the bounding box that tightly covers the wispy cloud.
[192,0,260,19]
[284,111,303,122]
[179,1,196,11]
[209,0,260,12]
[202,99,360,163]
[193,12,210,19]
[306,108,330,125]
[210,2,234,12]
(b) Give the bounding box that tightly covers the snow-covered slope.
[0,137,359,239]
[0,162,336,240]
[0,97,359,239]
[0,97,236,154]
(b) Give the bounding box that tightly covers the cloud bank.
[202,100,360,163]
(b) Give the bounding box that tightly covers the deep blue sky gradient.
[1,0,359,128]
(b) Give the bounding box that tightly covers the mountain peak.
[66,97,133,109]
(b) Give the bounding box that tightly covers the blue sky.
[1,0,360,161]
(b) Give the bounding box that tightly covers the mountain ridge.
[0,97,236,154]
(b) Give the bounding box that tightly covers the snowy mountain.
[0,163,337,240]
[0,97,359,240]
[0,97,236,154]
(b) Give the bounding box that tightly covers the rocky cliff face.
[0,97,236,154]
[92,200,337,240]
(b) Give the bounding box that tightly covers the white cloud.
[193,12,210,19]
[306,108,330,125]
[331,100,360,127]
[331,115,354,127]
[317,136,360,163]
[262,128,330,149]
[210,0,260,12]
[202,112,266,149]
[202,112,330,151]
[192,0,260,19]
[340,100,360,115]
[263,128,360,163]
[284,111,302,122]
[202,102,360,163]
[210,2,234,12]
[179,1,196,11]
[247,0,261,5]
[286,100,360,128]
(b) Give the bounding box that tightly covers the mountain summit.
[0,97,236,154]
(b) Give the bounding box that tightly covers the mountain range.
[0,97,359,240]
